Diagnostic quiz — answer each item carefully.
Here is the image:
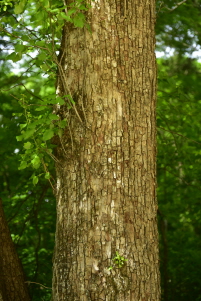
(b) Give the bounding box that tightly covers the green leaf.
[41,64,49,71]
[7,52,17,62]
[57,128,63,138]
[33,175,39,185]
[85,23,91,33]
[21,35,30,41]
[35,105,48,111]
[59,120,67,128]
[14,0,26,14]
[46,97,57,104]
[16,135,23,141]
[27,121,39,129]
[68,8,76,16]
[73,13,85,28]
[37,52,47,61]
[15,43,26,53]
[12,52,22,62]
[42,129,54,141]
[31,155,41,169]
[35,40,46,47]
[64,95,75,104]
[18,161,27,170]
[24,142,32,149]
[45,172,50,179]
[13,112,22,117]
[48,113,59,121]
[59,11,72,22]
[20,123,27,130]
[79,4,87,10]
[23,128,35,140]
[56,97,65,105]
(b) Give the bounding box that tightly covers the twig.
[167,0,187,11]
[0,27,51,52]
[157,0,187,13]
[25,281,52,290]
[158,126,201,145]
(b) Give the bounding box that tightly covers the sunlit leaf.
[42,129,54,141]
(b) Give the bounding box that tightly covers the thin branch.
[2,85,45,102]
[25,281,51,290]
[157,0,187,14]
[167,0,187,11]
[1,61,35,87]
[11,14,40,40]
[158,126,201,145]
[158,112,181,157]
[160,166,201,193]
[0,27,51,52]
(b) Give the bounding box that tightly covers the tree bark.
[0,198,31,301]
[52,0,160,300]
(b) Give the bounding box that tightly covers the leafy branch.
[0,0,91,186]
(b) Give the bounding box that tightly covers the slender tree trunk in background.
[158,210,168,301]
[52,0,160,300]
[0,198,31,301]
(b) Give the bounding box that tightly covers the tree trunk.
[0,198,31,301]
[52,1,160,300]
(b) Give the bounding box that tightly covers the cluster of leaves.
[15,94,68,185]
[108,251,127,270]
[0,0,91,184]
[0,57,56,300]
[0,0,91,28]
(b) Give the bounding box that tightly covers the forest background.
[0,0,201,300]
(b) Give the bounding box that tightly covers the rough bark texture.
[0,198,31,301]
[52,0,160,300]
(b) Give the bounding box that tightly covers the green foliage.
[0,55,56,300]
[14,93,68,185]
[156,0,201,54]
[0,0,91,184]
[155,2,201,300]
[157,56,201,301]
[108,251,127,270]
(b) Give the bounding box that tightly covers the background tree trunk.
[52,0,160,300]
[0,198,31,301]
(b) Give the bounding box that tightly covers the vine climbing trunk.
[52,0,160,300]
